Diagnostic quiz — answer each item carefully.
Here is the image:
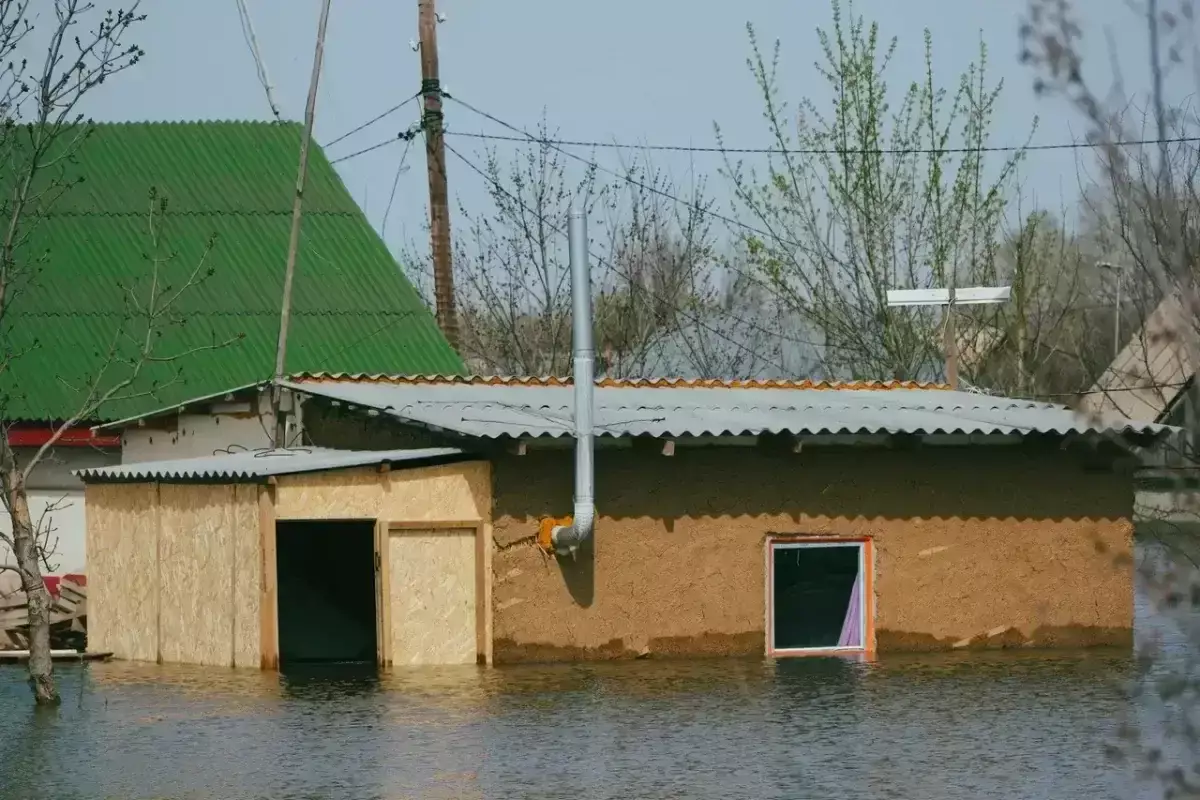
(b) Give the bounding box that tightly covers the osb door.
[387,527,476,665]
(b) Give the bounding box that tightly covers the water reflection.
[0,649,1135,800]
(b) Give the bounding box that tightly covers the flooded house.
[75,373,1168,669]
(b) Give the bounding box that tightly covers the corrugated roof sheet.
[3,122,463,423]
[291,373,946,390]
[75,446,465,482]
[282,375,1169,439]
[1078,291,1197,423]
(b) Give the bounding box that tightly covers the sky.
[51,0,1167,262]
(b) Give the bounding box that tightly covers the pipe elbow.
[550,502,595,557]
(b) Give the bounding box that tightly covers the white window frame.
[766,539,868,656]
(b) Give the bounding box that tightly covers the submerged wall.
[84,460,492,668]
[489,446,1134,662]
[86,483,261,667]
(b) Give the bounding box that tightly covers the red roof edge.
[7,425,120,448]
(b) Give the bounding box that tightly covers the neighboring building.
[1079,291,1197,424]
[1,122,462,576]
[1077,290,1200,523]
[77,374,1165,667]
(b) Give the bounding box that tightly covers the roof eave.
[92,381,270,432]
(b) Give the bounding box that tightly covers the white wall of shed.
[121,397,304,464]
[1,448,118,576]
[0,488,88,575]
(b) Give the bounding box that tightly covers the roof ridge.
[289,372,951,391]
[44,210,359,218]
[85,119,303,127]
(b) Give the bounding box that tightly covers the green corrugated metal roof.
[0,121,463,422]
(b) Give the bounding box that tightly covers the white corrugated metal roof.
[75,447,466,482]
[281,378,1168,440]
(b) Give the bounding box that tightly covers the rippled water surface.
[0,649,1134,800]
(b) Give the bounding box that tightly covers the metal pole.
[419,0,458,351]
[1114,269,1122,361]
[271,0,333,449]
[548,202,596,557]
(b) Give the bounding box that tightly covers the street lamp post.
[1096,261,1127,361]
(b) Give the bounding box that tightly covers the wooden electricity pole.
[272,0,332,448]
[943,287,958,390]
[418,0,458,351]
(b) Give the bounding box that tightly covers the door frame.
[378,519,490,667]
[765,535,875,658]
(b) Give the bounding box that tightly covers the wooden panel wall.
[273,462,490,523]
[273,461,493,666]
[86,484,160,662]
[86,460,492,669]
[388,528,477,665]
[84,482,261,667]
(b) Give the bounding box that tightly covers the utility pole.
[943,287,959,390]
[418,0,458,351]
[271,0,333,448]
[887,286,1012,389]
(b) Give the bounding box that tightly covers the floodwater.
[0,649,1139,799]
[2,539,1194,800]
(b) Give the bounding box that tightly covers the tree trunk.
[7,470,58,705]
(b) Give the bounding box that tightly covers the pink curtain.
[836,570,863,648]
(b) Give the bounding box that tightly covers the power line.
[446,123,1200,157]
[441,108,1140,362]
[443,92,799,252]
[382,138,414,240]
[323,91,422,149]
[329,137,401,164]
[441,138,793,374]
[443,96,1179,324]
[341,95,1183,387]
[233,0,282,122]
[328,123,423,165]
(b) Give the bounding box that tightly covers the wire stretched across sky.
[325,87,1200,162]
[440,137,794,374]
[442,92,806,253]
[323,91,421,150]
[443,128,1200,157]
[440,138,1169,402]
[441,97,1149,360]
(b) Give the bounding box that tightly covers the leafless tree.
[0,1,233,705]
[1023,0,1200,793]
[407,126,784,379]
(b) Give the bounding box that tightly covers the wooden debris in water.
[0,576,88,653]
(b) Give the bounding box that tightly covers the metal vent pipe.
[550,201,595,556]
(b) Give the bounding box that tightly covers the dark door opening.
[276,520,378,665]
[771,542,864,652]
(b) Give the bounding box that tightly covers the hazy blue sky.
[76,0,1160,257]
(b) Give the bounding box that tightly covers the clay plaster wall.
[85,482,261,666]
[490,446,1134,662]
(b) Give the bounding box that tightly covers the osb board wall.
[158,484,260,667]
[85,482,261,667]
[272,461,490,523]
[86,484,160,662]
[489,446,1135,662]
[388,529,477,665]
